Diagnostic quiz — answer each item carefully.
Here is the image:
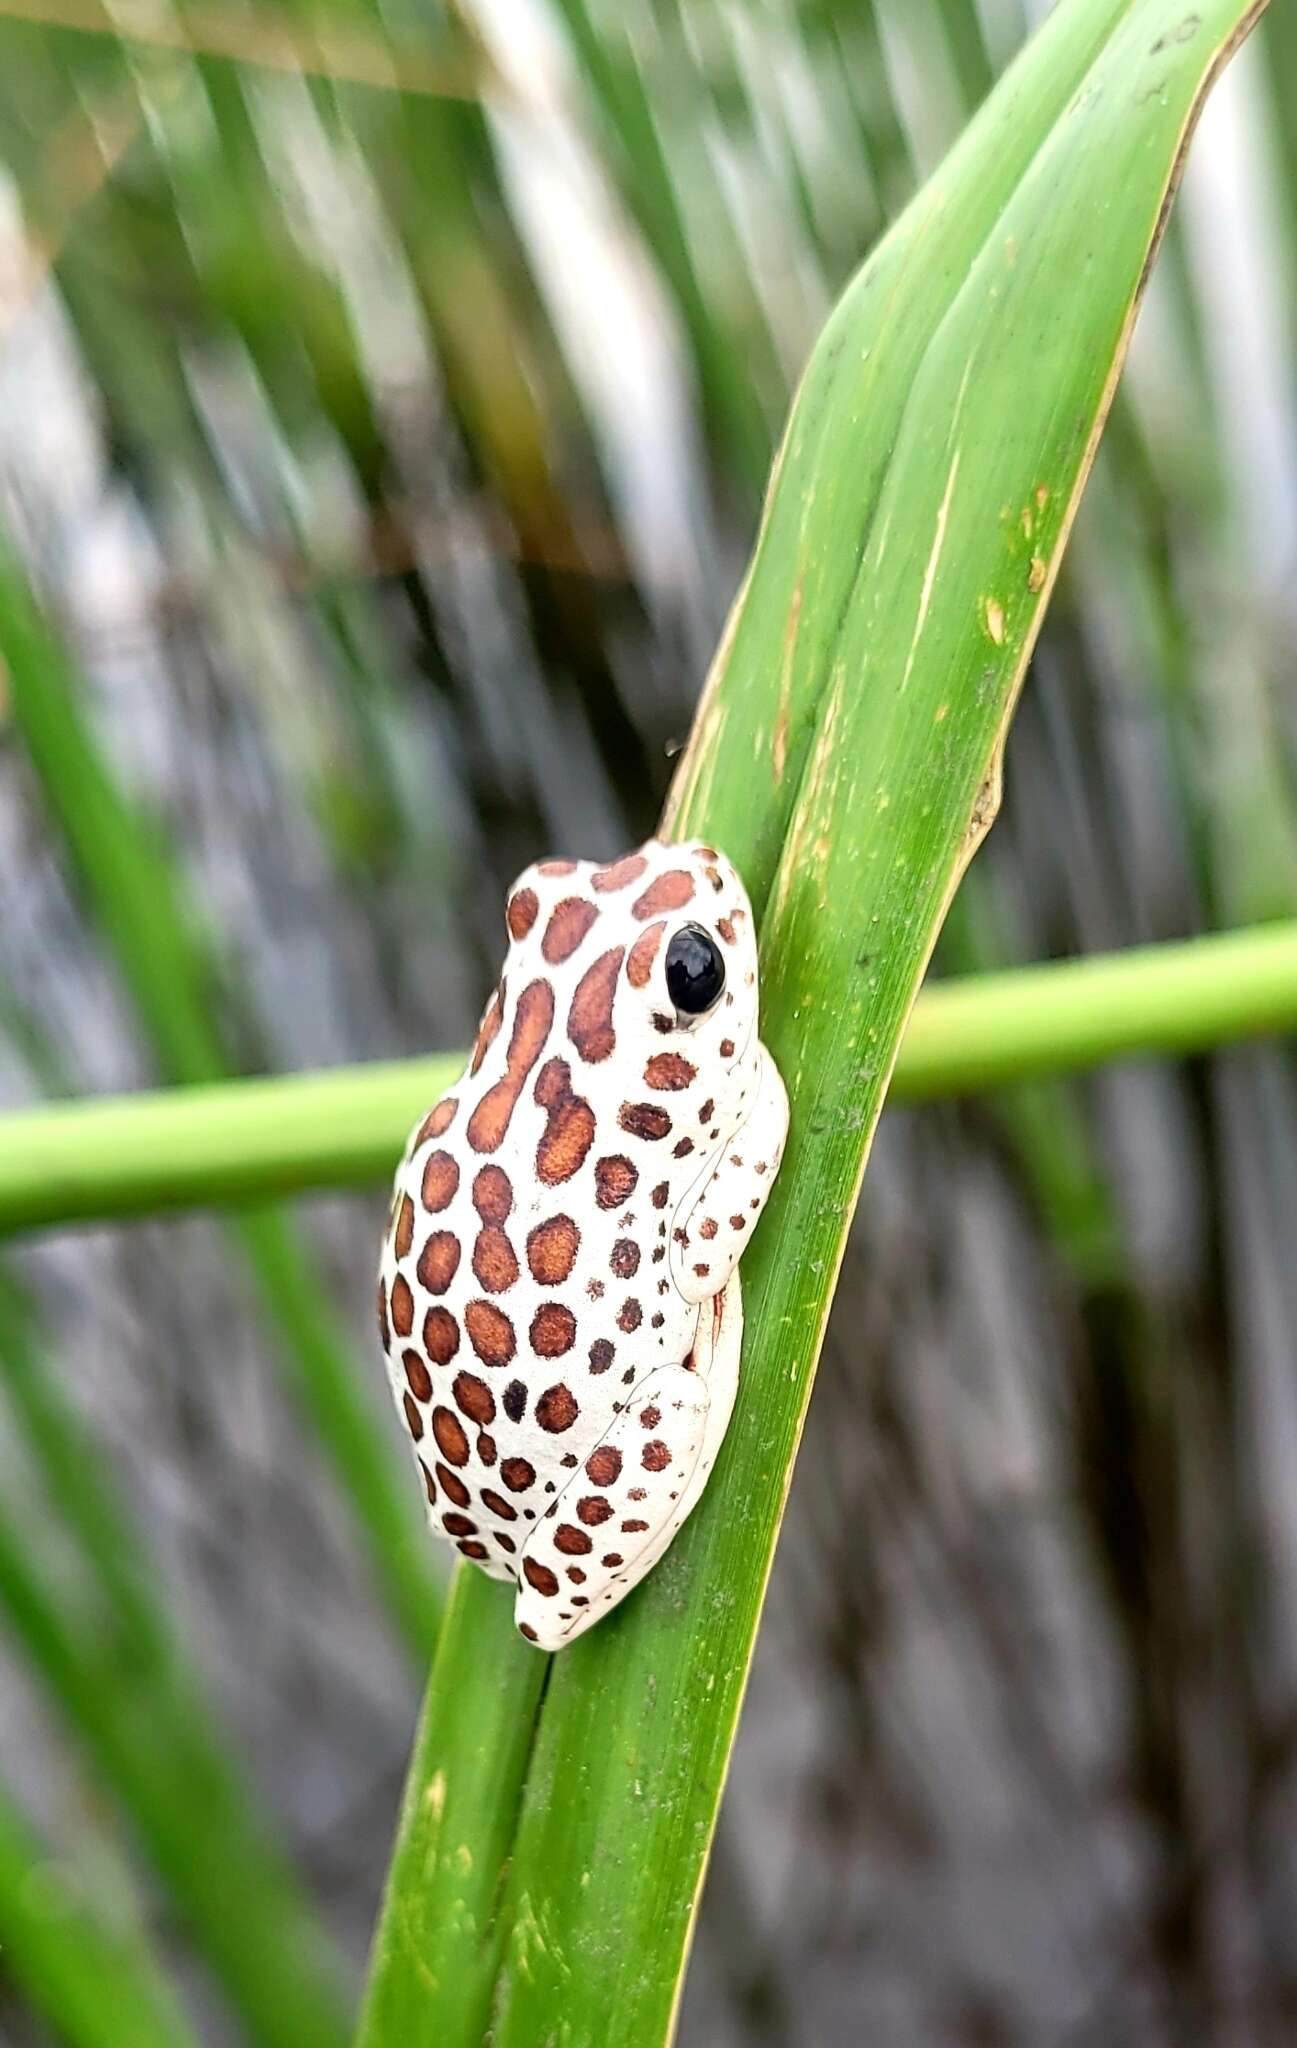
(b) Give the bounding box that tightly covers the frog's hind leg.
[514,1276,743,1652]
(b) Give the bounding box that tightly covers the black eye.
[665,924,726,1017]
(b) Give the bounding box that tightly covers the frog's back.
[377,840,763,1583]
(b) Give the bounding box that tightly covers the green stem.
[354,1571,548,2048]
[897,916,1297,1097]
[1,920,1293,1233]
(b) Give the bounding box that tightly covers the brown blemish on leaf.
[984,598,1005,645]
[772,575,802,783]
[1151,15,1202,52]
[962,755,1004,870]
[772,706,790,783]
[1028,556,1047,592]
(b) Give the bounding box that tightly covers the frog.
[376,837,788,1651]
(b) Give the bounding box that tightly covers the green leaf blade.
[362,3,1268,2042]
[472,19,1266,2039]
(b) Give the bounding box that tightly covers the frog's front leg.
[513,1276,743,1651]
[671,1042,788,1305]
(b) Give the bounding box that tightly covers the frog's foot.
[672,1042,788,1305]
[513,1277,743,1652]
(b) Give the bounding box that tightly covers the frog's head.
[627,838,761,1058]
[498,837,762,1081]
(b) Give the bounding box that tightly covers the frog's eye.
[665,923,726,1018]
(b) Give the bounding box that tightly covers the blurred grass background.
[0,1,1295,2042]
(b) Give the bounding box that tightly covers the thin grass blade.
[0,529,441,1659]
[0,1790,197,2048]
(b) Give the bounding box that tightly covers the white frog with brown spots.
[377,838,788,1650]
